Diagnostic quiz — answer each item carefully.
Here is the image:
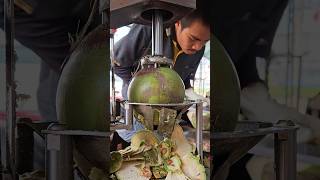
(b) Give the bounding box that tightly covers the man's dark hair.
[180,6,210,29]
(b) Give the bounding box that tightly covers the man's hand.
[185,88,210,107]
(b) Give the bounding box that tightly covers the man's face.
[175,19,210,55]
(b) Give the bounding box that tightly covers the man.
[113,8,210,141]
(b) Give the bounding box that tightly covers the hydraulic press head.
[110,0,196,29]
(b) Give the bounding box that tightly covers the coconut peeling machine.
[109,0,208,179]
[1,0,299,179]
[109,0,202,139]
[2,0,206,179]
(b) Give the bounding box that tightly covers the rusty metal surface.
[110,0,196,28]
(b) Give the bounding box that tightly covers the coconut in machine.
[109,0,205,157]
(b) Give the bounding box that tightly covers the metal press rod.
[125,103,133,130]
[196,101,204,163]
[152,10,163,56]
[45,124,73,180]
[110,30,117,122]
[274,122,297,180]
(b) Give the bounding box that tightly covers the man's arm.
[113,24,152,82]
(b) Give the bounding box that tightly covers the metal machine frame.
[212,120,298,180]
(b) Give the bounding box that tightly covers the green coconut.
[128,67,185,127]
[128,67,185,104]
[212,35,240,132]
[56,25,108,131]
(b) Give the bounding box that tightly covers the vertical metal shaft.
[152,10,163,56]
[274,122,297,180]
[125,103,133,130]
[45,124,73,180]
[196,101,203,163]
[100,0,108,25]
[3,0,16,178]
[110,30,117,122]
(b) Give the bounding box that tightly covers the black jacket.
[113,24,205,99]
